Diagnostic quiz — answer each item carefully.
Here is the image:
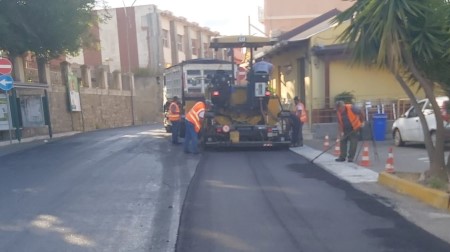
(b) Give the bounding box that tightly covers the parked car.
[392,96,450,146]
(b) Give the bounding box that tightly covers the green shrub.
[334,91,355,104]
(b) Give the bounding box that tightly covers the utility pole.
[247,16,268,37]
[122,0,137,125]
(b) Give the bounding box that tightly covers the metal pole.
[5,91,12,144]
[44,89,53,139]
[12,88,21,142]
[310,130,357,163]
[122,0,136,125]
[248,16,251,35]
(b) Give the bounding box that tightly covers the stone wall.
[0,59,163,142]
[133,77,164,125]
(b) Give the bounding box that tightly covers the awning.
[210,35,278,49]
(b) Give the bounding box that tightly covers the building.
[68,4,227,76]
[261,0,353,36]
[258,9,426,131]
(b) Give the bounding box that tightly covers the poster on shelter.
[68,73,81,112]
[20,95,45,127]
[0,94,10,130]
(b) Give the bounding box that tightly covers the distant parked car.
[392,96,450,146]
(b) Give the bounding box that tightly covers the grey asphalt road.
[176,149,450,252]
[0,125,199,252]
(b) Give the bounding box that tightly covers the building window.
[177,35,183,51]
[191,39,198,55]
[162,29,169,48]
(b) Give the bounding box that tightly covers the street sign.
[0,75,14,91]
[0,58,12,75]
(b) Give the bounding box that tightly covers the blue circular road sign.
[0,75,14,91]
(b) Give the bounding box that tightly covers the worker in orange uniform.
[184,100,211,154]
[294,96,307,147]
[335,100,365,162]
[168,96,182,145]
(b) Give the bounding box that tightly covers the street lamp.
[122,0,137,125]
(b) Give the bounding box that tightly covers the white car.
[392,96,450,146]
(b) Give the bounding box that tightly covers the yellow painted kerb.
[378,172,450,210]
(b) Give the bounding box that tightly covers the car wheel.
[394,129,404,147]
[431,131,437,146]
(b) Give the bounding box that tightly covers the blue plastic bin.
[372,113,388,141]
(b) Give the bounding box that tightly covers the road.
[0,125,199,252]
[176,149,450,252]
[1,125,450,251]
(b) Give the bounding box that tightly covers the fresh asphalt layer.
[176,149,450,252]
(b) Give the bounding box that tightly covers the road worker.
[335,100,365,162]
[168,96,182,145]
[293,96,307,147]
[184,100,211,154]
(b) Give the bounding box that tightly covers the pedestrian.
[335,100,365,162]
[184,100,211,154]
[293,96,307,146]
[168,96,182,145]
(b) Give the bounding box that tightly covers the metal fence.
[308,97,412,124]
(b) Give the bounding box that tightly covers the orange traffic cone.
[385,147,395,173]
[334,137,341,157]
[358,142,371,167]
[323,134,330,151]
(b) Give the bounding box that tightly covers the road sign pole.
[6,90,12,144]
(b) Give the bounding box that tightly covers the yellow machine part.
[267,97,282,125]
[213,95,283,126]
[214,113,262,126]
[230,86,247,106]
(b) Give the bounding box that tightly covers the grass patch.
[426,176,449,192]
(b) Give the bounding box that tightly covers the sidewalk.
[290,143,450,244]
[0,131,80,157]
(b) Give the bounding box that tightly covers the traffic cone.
[385,147,395,173]
[323,134,330,151]
[334,137,341,157]
[358,142,371,167]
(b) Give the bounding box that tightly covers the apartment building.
[69,4,224,75]
[261,0,353,36]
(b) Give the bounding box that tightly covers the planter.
[378,172,450,211]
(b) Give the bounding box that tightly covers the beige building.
[258,9,420,126]
[262,0,353,36]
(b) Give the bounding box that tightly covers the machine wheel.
[393,129,404,147]
[165,126,172,133]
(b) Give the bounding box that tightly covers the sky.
[104,0,265,36]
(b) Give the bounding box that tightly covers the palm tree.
[333,0,450,181]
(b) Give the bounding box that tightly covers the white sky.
[104,0,265,36]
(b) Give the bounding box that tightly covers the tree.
[334,0,450,182]
[0,0,109,82]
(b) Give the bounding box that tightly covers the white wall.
[98,9,121,72]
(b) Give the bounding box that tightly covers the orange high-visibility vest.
[297,102,308,123]
[337,104,362,130]
[186,101,205,133]
[168,102,181,121]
